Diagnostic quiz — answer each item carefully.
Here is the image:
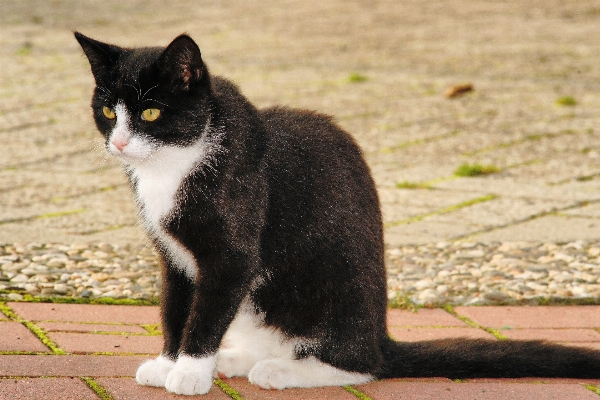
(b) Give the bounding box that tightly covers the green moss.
[385,194,497,228]
[344,385,373,400]
[81,377,115,400]
[395,181,433,190]
[388,295,422,312]
[214,379,245,400]
[348,73,368,83]
[585,384,600,395]
[0,302,66,354]
[4,294,159,306]
[556,96,577,106]
[141,324,163,336]
[454,164,500,177]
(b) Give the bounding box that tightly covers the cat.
[75,32,600,396]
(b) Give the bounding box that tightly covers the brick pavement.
[2,302,600,399]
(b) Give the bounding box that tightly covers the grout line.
[344,385,373,400]
[380,129,463,153]
[462,129,581,157]
[452,199,600,241]
[0,302,66,355]
[214,379,245,400]
[0,209,87,226]
[385,194,497,228]
[81,377,115,400]
[442,305,507,340]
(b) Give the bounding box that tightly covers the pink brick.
[387,308,467,327]
[0,321,49,352]
[97,377,231,400]
[455,306,600,329]
[38,321,149,334]
[357,380,600,399]
[388,326,495,341]
[502,328,600,342]
[225,377,357,400]
[48,332,162,354]
[0,377,97,400]
[0,355,149,377]
[8,302,160,325]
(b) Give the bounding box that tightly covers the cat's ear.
[74,32,122,84]
[159,34,206,92]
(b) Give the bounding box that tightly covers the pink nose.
[112,139,129,152]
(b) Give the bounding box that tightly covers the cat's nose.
[112,138,129,152]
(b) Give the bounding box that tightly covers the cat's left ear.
[160,35,206,92]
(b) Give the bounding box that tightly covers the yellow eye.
[102,106,116,120]
[142,108,161,122]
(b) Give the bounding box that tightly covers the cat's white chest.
[129,142,209,280]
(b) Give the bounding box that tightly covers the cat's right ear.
[74,32,122,84]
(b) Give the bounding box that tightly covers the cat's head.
[75,32,212,166]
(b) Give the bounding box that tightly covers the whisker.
[123,83,141,101]
[141,85,159,101]
[145,98,170,108]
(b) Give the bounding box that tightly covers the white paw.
[216,349,256,378]
[164,354,216,395]
[248,359,297,390]
[136,355,176,387]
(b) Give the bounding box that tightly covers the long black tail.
[378,337,600,379]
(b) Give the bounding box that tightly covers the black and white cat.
[75,32,600,396]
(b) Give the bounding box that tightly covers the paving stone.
[387,308,467,327]
[96,377,231,400]
[225,377,357,400]
[388,327,495,341]
[38,321,149,334]
[8,302,160,324]
[501,328,600,342]
[474,215,600,243]
[0,355,148,377]
[48,332,162,355]
[0,377,98,400]
[356,380,600,400]
[455,306,600,329]
[0,321,50,352]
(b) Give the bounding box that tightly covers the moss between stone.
[81,377,115,400]
[443,305,507,340]
[344,385,373,400]
[214,379,244,400]
[0,302,66,354]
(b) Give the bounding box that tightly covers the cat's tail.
[377,337,600,379]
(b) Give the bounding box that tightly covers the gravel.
[1,241,600,306]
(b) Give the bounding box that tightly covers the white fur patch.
[248,357,373,390]
[217,299,297,378]
[108,103,153,162]
[165,354,217,395]
[136,354,176,387]
[107,105,221,281]
[129,142,208,280]
[218,298,373,389]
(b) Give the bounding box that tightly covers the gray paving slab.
[0,0,599,247]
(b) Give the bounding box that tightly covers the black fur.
[75,31,600,381]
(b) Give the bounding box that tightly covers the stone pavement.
[3,302,600,399]
[1,0,599,247]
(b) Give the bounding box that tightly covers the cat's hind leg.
[248,357,373,390]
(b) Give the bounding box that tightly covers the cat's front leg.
[164,252,251,395]
[137,267,194,388]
